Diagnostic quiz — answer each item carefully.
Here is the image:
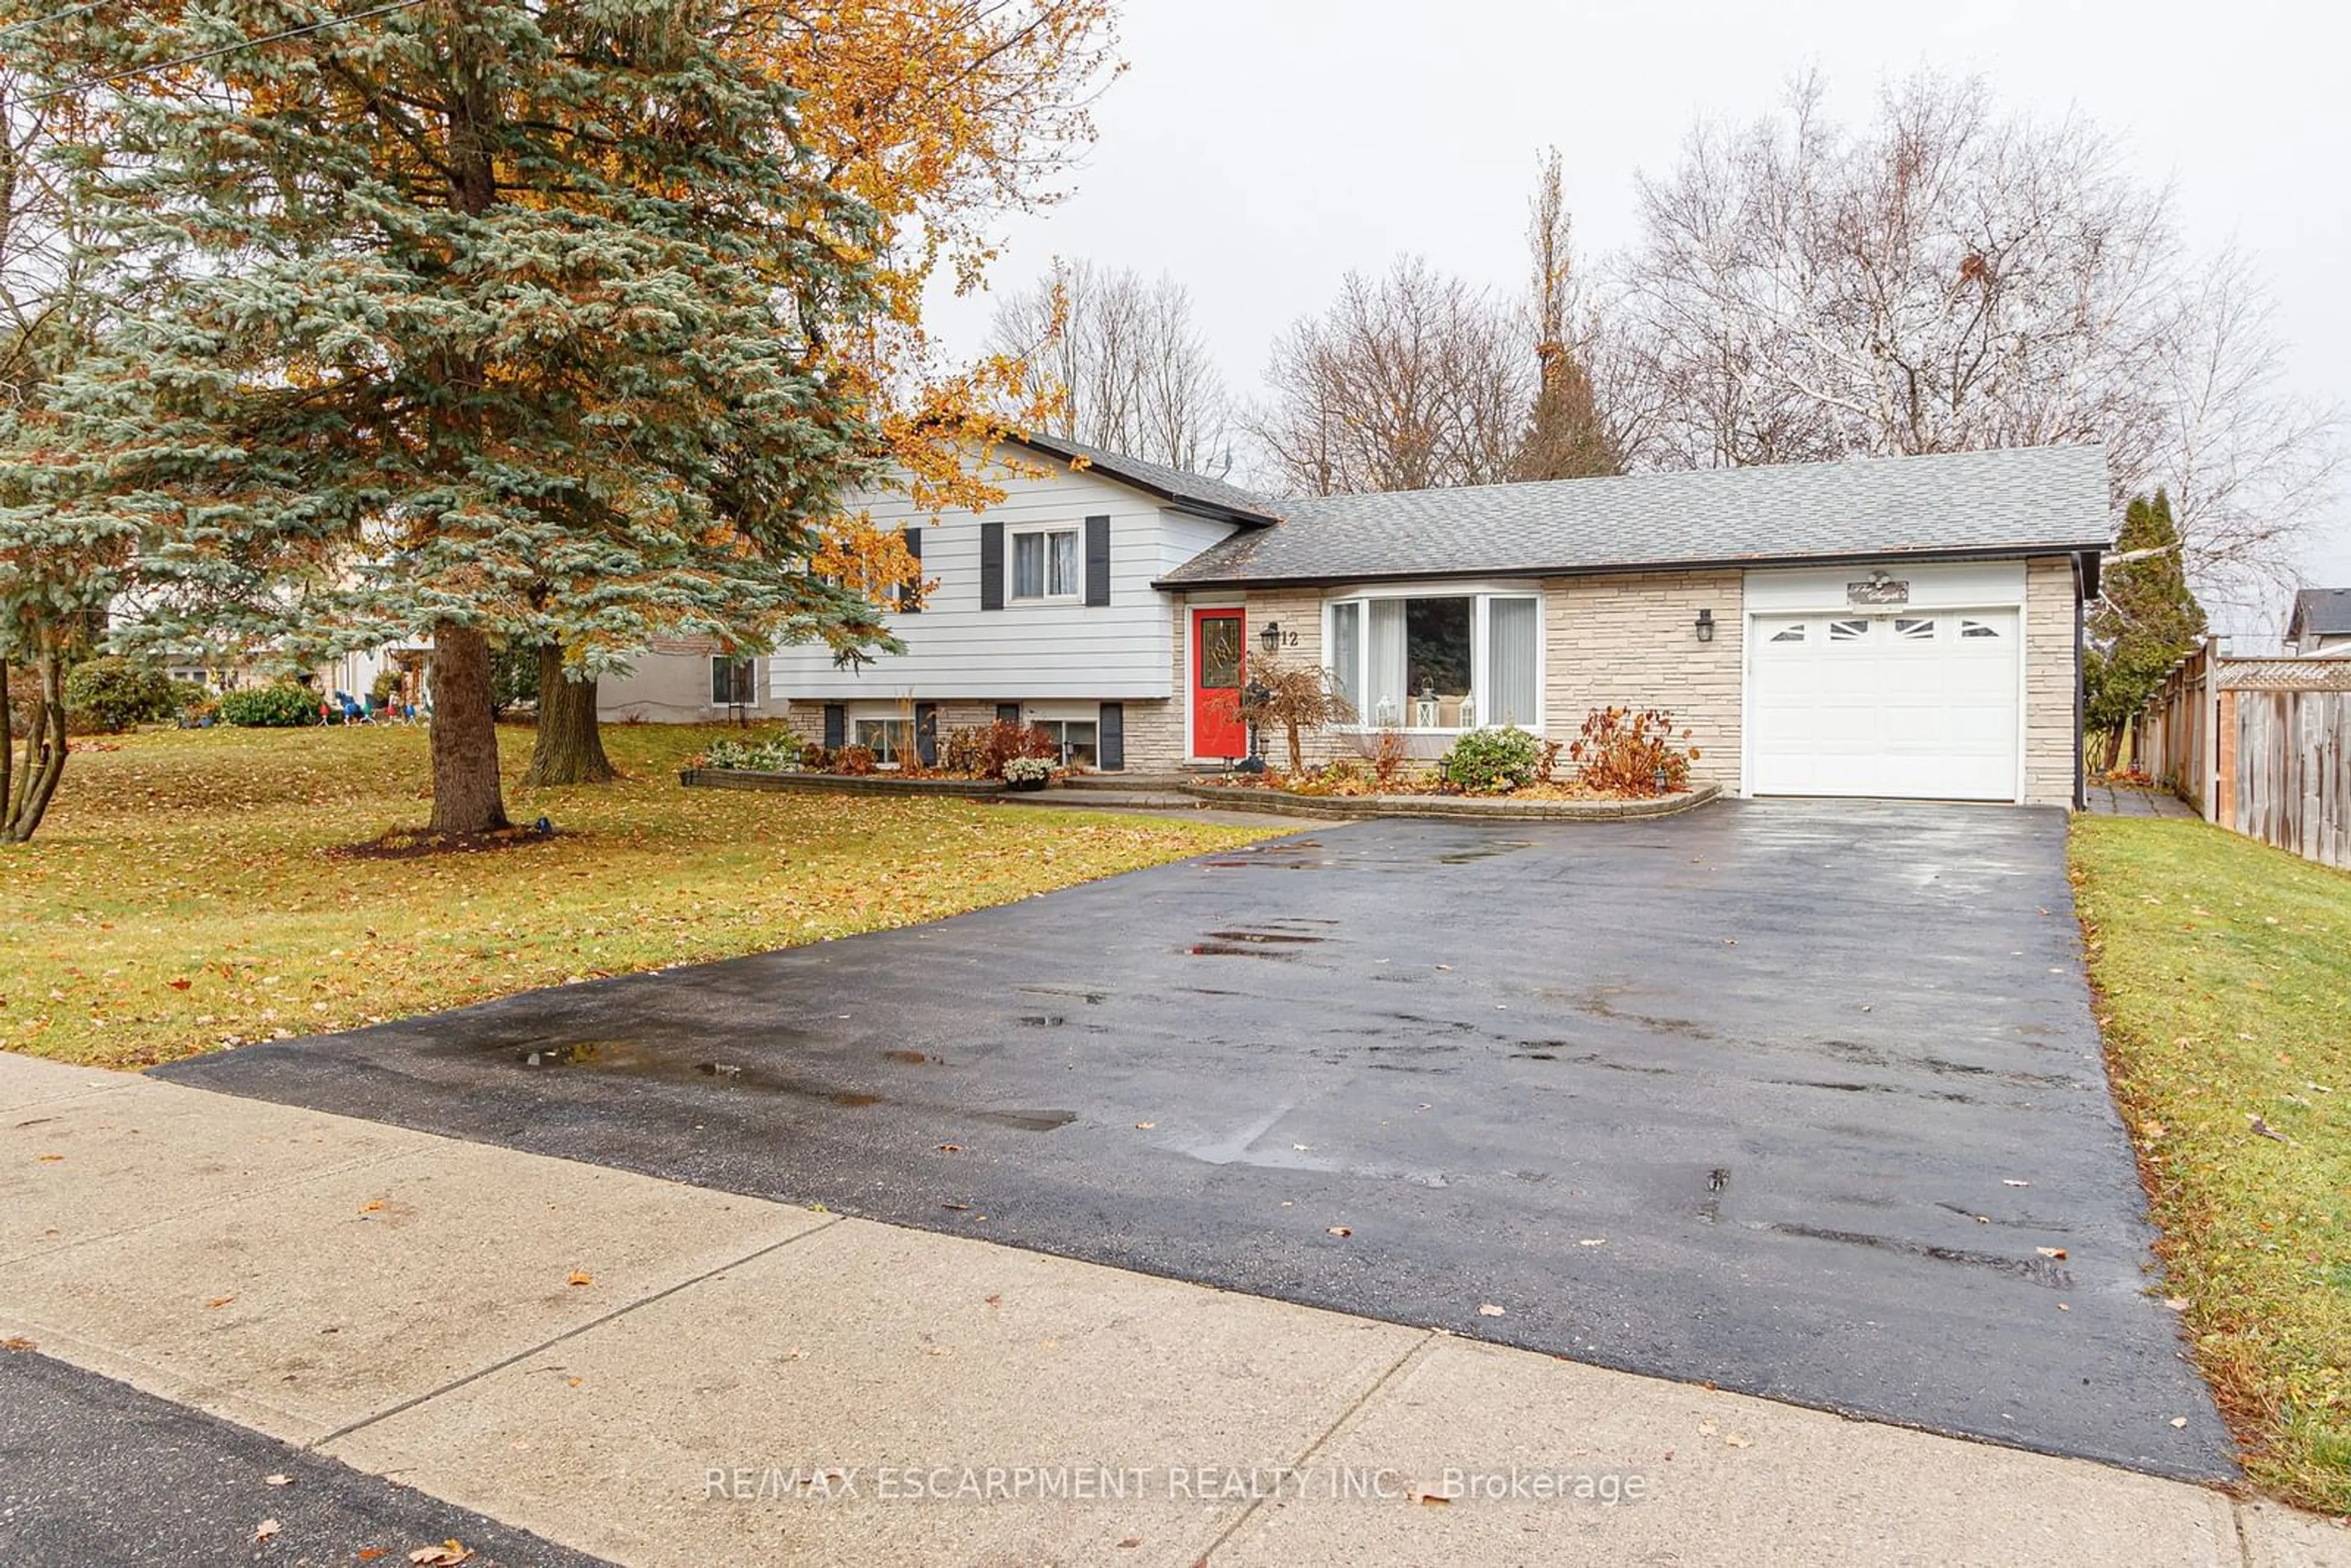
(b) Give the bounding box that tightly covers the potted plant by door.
[1003,756,1053,792]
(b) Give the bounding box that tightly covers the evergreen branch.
[27,0,429,103]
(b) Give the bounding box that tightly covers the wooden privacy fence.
[2132,648,2351,868]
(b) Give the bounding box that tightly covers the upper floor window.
[1013,527,1081,601]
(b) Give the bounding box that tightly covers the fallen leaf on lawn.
[358,1551,386,1564]
[1723,1432,1752,1449]
[2170,1416,2188,1428]
[1477,1304,1506,1317]
[168,977,192,991]
[2001,1179,2030,1188]
[2035,1247,2068,1260]
[1134,1122,1155,1130]
[265,1474,290,1487]
[207,1295,236,1309]
[2248,1114,2290,1144]
[255,1519,280,1541]
[567,1271,593,1287]
[937,1143,963,1153]
[2164,1297,2191,1312]
[1327,1226,1351,1237]
[409,1544,474,1566]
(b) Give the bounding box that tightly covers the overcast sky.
[921,0,2350,627]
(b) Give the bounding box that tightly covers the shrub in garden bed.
[1439,726,1545,795]
[692,733,804,772]
[1569,707,1698,795]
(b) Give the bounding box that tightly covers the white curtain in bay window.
[1367,599,1407,727]
[1487,597,1539,726]
[1329,601,1362,718]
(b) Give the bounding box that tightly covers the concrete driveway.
[160,800,2232,1479]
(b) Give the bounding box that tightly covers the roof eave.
[995,432,1282,529]
[1153,539,2113,593]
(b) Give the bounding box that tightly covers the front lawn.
[2072,814,2351,1512]
[1,724,1267,1071]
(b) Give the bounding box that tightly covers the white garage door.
[1749,610,2021,800]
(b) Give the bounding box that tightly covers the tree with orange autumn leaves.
[774,0,1123,606]
[0,0,1121,831]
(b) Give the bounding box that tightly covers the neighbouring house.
[2285,588,2351,656]
[766,436,2112,808]
[598,636,771,724]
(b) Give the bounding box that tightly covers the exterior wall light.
[1695,607,1716,643]
[1259,621,1282,655]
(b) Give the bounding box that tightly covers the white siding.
[768,461,1242,701]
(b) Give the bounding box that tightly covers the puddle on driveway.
[1753,1220,2072,1286]
[1438,839,1535,864]
[503,1036,1074,1131]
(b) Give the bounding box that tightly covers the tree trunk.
[2,650,71,844]
[522,642,617,787]
[427,622,510,836]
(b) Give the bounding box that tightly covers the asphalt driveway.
[159,800,2233,1479]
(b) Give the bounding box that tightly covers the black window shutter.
[898,525,923,614]
[915,701,939,766]
[979,521,1005,610]
[822,703,846,750]
[1083,515,1111,606]
[996,702,1020,726]
[1098,702,1124,771]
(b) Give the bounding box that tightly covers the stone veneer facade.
[778,555,2081,806]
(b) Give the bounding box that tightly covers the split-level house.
[757,435,2111,808]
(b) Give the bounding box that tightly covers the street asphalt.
[0,1348,609,1567]
[157,798,2235,1481]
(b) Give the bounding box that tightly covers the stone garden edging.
[1169,782,1722,822]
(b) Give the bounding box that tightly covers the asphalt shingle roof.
[1156,444,2112,587]
[2289,587,2351,637]
[1004,431,1283,527]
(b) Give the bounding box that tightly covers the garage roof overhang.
[1154,543,2106,595]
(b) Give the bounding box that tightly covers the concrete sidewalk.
[2,1052,2341,1567]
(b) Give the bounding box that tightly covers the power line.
[0,0,112,44]
[27,0,428,102]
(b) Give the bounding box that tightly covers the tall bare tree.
[1609,70,2341,617]
[1252,256,1529,495]
[1516,148,1622,481]
[988,260,1233,472]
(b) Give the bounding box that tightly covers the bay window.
[1324,590,1541,730]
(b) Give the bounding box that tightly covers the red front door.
[1191,608,1247,759]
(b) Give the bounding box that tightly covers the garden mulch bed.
[1178,782,1720,822]
[679,767,1007,797]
